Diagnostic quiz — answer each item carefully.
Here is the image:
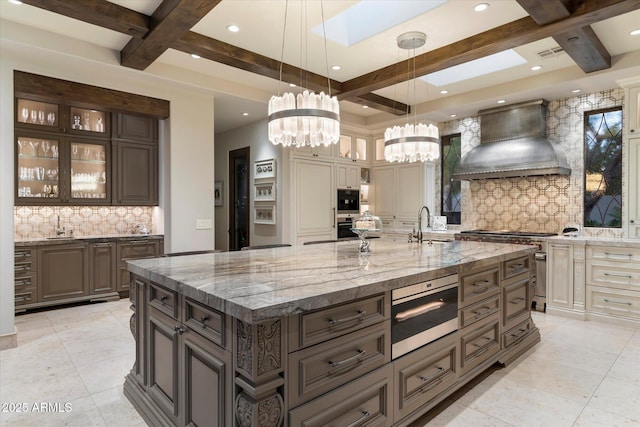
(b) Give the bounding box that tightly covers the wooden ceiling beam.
[338,0,639,99]
[517,0,611,73]
[19,0,150,38]
[120,0,223,70]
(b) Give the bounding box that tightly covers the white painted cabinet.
[290,143,334,160]
[546,240,586,316]
[336,164,360,189]
[292,159,335,244]
[371,163,424,229]
[337,135,368,163]
[629,138,640,238]
[628,86,640,135]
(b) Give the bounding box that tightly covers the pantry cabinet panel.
[112,141,158,205]
[115,113,158,143]
[90,241,117,294]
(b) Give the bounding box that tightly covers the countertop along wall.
[0,20,216,346]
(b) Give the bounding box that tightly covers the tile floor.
[1,300,638,426]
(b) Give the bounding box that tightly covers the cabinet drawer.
[460,294,500,328]
[393,333,458,420]
[15,259,36,276]
[119,240,159,260]
[586,260,640,291]
[460,313,500,374]
[503,255,531,280]
[15,274,37,290]
[289,365,393,427]
[15,288,37,306]
[460,266,500,307]
[587,286,640,320]
[502,273,531,330]
[15,247,36,263]
[149,282,178,319]
[184,297,226,348]
[502,318,534,350]
[586,246,640,263]
[288,321,390,408]
[288,293,389,351]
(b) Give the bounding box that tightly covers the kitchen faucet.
[56,215,65,236]
[409,206,431,243]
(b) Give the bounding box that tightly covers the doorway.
[228,147,250,251]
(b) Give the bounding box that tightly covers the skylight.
[313,0,447,47]
[422,50,527,86]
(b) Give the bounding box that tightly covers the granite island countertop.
[127,238,536,323]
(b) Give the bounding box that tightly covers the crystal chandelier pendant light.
[268,0,340,148]
[384,31,440,163]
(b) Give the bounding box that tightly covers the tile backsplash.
[441,89,625,238]
[14,206,154,239]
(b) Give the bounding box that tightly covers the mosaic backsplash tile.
[14,206,154,239]
[442,89,625,238]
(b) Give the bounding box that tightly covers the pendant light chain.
[320,0,331,97]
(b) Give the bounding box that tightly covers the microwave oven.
[337,189,360,213]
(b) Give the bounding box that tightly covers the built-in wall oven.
[391,274,459,359]
[337,189,360,214]
[337,217,356,239]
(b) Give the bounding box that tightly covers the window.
[584,107,622,228]
[441,133,462,225]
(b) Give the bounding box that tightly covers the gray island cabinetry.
[124,239,540,427]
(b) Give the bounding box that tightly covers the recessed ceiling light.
[631,29,640,36]
[450,114,457,118]
[474,3,489,12]
[289,83,297,87]
[242,112,249,116]
[497,99,506,104]
[531,65,542,71]
[571,89,581,93]
[8,0,22,4]
[362,105,369,109]
[440,90,449,94]
[226,24,240,33]
[331,65,341,71]
[191,53,201,59]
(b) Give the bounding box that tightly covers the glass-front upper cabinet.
[15,133,110,205]
[338,135,368,162]
[69,107,108,135]
[69,140,109,202]
[16,99,59,131]
[16,134,61,202]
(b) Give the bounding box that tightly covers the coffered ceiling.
[1,0,639,134]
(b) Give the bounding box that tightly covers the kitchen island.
[124,238,540,427]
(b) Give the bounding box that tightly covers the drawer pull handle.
[468,345,490,360]
[419,366,445,383]
[510,297,526,304]
[93,243,112,248]
[603,272,633,279]
[510,328,528,340]
[159,295,168,304]
[510,263,524,269]
[14,295,31,302]
[174,325,187,335]
[603,298,632,306]
[329,349,366,368]
[328,310,366,326]
[345,411,370,427]
[200,315,209,326]
[15,252,31,258]
[604,252,633,259]
[472,306,492,317]
[14,265,29,273]
[15,279,30,287]
[472,280,489,294]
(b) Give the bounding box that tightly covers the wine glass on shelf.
[21,108,29,123]
[72,144,78,160]
[30,109,37,124]
[29,140,39,157]
[42,140,50,157]
[47,112,56,126]
[17,139,25,156]
[38,111,45,125]
[51,144,59,159]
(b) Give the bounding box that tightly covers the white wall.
[214,119,285,250]
[0,21,215,342]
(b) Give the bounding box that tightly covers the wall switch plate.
[196,219,213,230]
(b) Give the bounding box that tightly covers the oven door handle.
[394,301,445,322]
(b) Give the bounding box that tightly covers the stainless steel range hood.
[452,99,571,180]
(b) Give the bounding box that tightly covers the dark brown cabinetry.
[112,141,158,205]
[117,239,161,292]
[14,246,38,307]
[90,241,117,294]
[39,242,90,303]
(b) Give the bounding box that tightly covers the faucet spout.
[417,206,431,243]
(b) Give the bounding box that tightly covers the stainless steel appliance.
[336,217,356,239]
[391,274,459,359]
[455,230,555,312]
[337,189,359,214]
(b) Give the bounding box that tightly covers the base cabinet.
[117,239,161,292]
[14,246,38,307]
[90,241,117,294]
[39,243,89,303]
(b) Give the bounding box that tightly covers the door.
[229,147,250,251]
